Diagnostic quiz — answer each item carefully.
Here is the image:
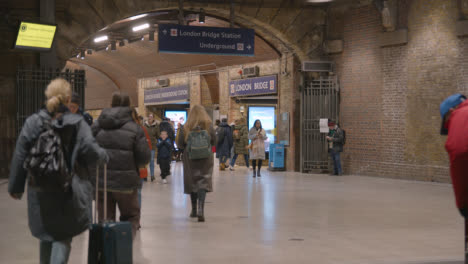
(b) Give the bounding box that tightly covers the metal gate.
[300,76,340,173]
[16,68,86,135]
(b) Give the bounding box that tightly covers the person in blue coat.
[216,118,233,171]
[8,78,108,264]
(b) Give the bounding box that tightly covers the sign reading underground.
[144,84,190,105]
[229,75,277,97]
[158,24,255,56]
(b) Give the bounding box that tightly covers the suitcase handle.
[94,164,107,224]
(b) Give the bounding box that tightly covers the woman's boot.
[190,193,198,218]
[197,189,206,222]
[252,160,257,178]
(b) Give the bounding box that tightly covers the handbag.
[139,167,148,179]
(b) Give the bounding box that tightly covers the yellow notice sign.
[15,22,57,49]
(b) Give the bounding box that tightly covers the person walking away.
[326,120,344,176]
[68,92,93,126]
[157,131,173,184]
[177,105,215,222]
[144,113,160,182]
[92,92,150,238]
[249,120,267,178]
[130,110,151,211]
[216,118,233,171]
[230,118,250,170]
[160,117,175,143]
[9,78,108,264]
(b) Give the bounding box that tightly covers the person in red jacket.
[440,93,468,217]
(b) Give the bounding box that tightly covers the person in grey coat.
[8,78,108,264]
[177,105,215,222]
[92,92,150,237]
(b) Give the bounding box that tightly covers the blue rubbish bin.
[268,144,285,171]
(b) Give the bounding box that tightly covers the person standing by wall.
[216,118,233,171]
[230,118,250,170]
[249,120,267,178]
[144,113,160,182]
[326,120,344,176]
[9,78,108,264]
[177,105,215,222]
[92,92,150,237]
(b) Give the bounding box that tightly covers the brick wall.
[331,0,467,182]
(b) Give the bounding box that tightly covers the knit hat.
[71,92,80,105]
[440,93,466,135]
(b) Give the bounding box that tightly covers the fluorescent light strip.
[132,23,150,32]
[94,36,108,43]
[129,14,148,20]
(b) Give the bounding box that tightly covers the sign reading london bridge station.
[158,24,255,56]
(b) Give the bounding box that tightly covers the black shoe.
[253,170,257,178]
[257,170,261,177]
[151,176,155,182]
[143,178,148,182]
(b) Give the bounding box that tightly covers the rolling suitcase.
[88,164,133,264]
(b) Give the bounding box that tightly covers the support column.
[40,0,59,68]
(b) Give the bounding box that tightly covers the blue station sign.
[229,75,277,97]
[158,24,255,56]
[144,84,190,105]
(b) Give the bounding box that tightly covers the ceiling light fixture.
[132,23,150,32]
[306,0,333,2]
[129,14,148,21]
[199,8,205,24]
[94,35,108,43]
[111,41,116,51]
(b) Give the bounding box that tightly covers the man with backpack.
[216,118,233,171]
[326,120,344,176]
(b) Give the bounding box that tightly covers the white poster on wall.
[320,118,329,133]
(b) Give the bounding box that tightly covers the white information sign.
[320,118,329,133]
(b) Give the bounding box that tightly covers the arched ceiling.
[68,16,280,109]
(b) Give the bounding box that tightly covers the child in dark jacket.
[157,131,172,184]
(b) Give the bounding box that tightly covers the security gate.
[300,76,340,173]
[16,68,86,135]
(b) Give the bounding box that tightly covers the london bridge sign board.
[229,75,277,97]
[158,24,255,56]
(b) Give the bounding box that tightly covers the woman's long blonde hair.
[45,78,72,113]
[184,105,212,140]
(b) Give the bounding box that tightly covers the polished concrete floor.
[0,162,464,264]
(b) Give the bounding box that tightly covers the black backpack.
[24,117,73,192]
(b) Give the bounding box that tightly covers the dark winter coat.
[177,127,216,194]
[233,124,249,155]
[144,120,160,149]
[328,127,344,153]
[157,138,173,161]
[159,121,175,142]
[216,122,233,158]
[78,107,93,126]
[92,107,150,191]
[9,109,108,241]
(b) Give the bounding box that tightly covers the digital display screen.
[15,22,57,51]
[165,110,187,126]
[248,106,276,152]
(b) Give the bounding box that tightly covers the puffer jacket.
[328,127,344,153]
[216,122,233,158]
[233,124,249,155]
[9,108,108,241]
[92,107,150,191]
[159,121,175,142]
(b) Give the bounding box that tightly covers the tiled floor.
[0,162,464,264]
